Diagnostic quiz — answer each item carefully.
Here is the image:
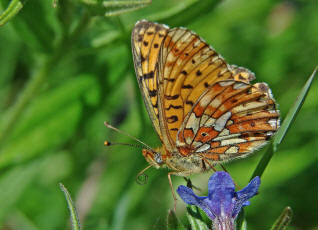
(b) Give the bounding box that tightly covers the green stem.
[0,11,91,146]
[0,0,23,26]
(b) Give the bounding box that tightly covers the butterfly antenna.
[104,121,154,151]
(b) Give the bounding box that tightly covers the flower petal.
[236,176,260,201]
[177,185,215,219]
[207,172,236,218]
[232,176,261,218]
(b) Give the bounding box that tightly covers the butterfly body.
[132,20,280,178]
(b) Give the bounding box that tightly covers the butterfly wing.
[176,80,279,162]
[157,27,238,148]
[131,21,169,140]
[132,21,280,162]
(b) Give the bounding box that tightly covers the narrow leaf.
[236,209,245,230]
[59,183,81,230]
[167,209,185,230]
[270,207,293,230]
[250,144,274,179]
[186,206,210,230]
[103,0,151,17]
[0,0,23,26]
[151,0,221,27]
[251,66,318,179]
[273,66,318,149]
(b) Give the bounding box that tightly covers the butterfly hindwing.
[176,80,279,162]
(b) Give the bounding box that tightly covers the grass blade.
[103,0,151,17]
[167,209,186,230]
[270,207,293,230]
[0,0,23,26]
[59,183,81,230]
[273,66,318,149]
[251,66,318,179]
[186,206,210,230]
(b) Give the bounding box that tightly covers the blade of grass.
[0,0,23,26]
[103,0,151,17]
[236,209,245,230]
[270,207,293,230]
[59,183,81,230]
[186,206,210,230]
[273,66,318,149]
[167,209,186,230]
[251,66,318,179]
[150,0,221,27]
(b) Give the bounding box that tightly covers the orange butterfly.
[120,20,279,202]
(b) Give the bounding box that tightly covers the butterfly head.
[142,148,164,168]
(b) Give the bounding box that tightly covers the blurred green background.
[0,0,318,229]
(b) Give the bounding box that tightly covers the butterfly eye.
[154,152,163,164]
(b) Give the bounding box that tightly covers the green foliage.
[0,0,318,229]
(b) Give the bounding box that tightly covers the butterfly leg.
[168,170,193,212]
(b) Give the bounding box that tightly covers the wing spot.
[167,115,178,123]
[138,35,143,42]
[166,104,183,110]
[181,70,188,75]
[204,82,209,88]
[147,31,154,35]
[165,94,179,100]
[196,70,202,76]
[250,121,255,127]
[148,89,157,97]
[164,78,175,82]
[143,41,149,46]
[192,59,196,64]
[186,100,194,106]
[182,84,193,89]
[143,71,154,79]
[154,43,159,48]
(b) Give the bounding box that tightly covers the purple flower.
[177,172,260,230]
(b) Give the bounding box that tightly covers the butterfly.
[131,20,280,201]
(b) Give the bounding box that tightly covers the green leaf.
[236,209,245,230]
[0,0,23,26]
[0,161,39,221]
[167,209,186,230]
[273,66,318,149]
[270,207,293,230]
[251,66,318,179]
[59,183,81,230]
[104,0,151,17]
[186,206,210,230]
[82,0,151,17]
[150,0,221,27]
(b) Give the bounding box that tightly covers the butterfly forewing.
[158,28,235,145]
[132,21,169,139]
[132,20,280,166]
